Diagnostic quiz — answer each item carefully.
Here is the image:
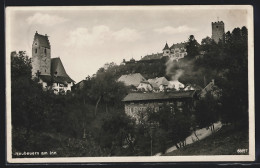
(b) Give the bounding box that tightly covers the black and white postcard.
[5,5,255,163]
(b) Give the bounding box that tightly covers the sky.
[6,6,250,82]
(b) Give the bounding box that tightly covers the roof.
[118,73,147,87]
[170,42,187,49]
[50,57,74,83]
[163,43,170,50]
[148,81,159,90]
[122,90,196,102]
[141,53,163,61]
[34,32,51,49]
[148,77,169,86]
[39,75,52,82]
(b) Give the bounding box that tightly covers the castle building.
[212,21,225,43]
[163,42,188,61]
[32,31,74,94]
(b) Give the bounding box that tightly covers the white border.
[5,5,255,163]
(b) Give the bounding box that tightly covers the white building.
[137,81,153,92]
[168,80,185,91]
[162,42,188,61]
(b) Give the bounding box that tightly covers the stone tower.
[32,31,51,78]
[212,21,225,43]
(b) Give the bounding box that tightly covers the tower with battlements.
[212,21,225,43]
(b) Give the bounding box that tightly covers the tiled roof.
[118,73,147,87]
[147,80,159,89]
[34,32,51,48]
[163,43,170,50]
[170,42,187,49]
[50,57,74,83]
[122,90,196,102]
[141,53,163,61]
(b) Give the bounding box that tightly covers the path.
[155,121,222,156]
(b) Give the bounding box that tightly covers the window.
[35,49,37,53]
[44,48,47,54]
[216,26,219,28]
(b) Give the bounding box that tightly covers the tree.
[195,92,219,131]
[186,35,200,59]
[100,112,136,156]
[200,36,213,52]
[89,71,128,116]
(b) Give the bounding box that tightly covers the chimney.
[212,79,215,85]
[45,34,47,36]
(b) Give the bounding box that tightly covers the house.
[31,31,74,94]
[168,80,185,91]
[137,81,153,92]
[148,77,169,92]
[200,79,221,99]
[147,81,160,92]
[72,79,87,91]
[118,73,147,87]
[122,90,198,121]
[184,84,202,91]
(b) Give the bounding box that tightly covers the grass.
[163,124,249,156]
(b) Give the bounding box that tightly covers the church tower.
[212,21,225,43]
[32,31,51,79]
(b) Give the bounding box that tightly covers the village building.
[122,90,198,120]
[200,79,221,99]
[168,80,185,91]
[148,77,169,92]
[117,73,147,88]
[137,81,153,92]
[31,31,74,94]
[184,84,203,91]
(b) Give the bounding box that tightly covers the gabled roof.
[163,43,170,50]
[51,57,74,83]
[148,80,159,90]
[118,73,147,87]
[122,90,196,102]
[170,42,187,49]
[149,77,169,86]
[34,32,51,49]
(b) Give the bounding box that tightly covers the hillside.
[163,125,249,156]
